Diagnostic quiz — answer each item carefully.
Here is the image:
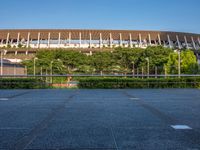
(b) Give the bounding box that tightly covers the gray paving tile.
[26,128,116,149]
[0,89,200,150]
[0,129,28,149]
[113,128,200,150]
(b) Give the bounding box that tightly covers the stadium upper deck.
[0,29,200,50]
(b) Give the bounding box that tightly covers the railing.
[1,74,200,78]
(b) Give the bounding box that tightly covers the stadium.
[0,29,200,51]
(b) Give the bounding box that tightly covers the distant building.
[1,59,26,75]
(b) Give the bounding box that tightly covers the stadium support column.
[139,33,142,47]
[99,33,102,48]
[129,33,133,48]
[26,32,30,48]
[119,33,122,47]
[6,33,10,46]
[109,33,112,48]
[17,33,20,47]
[198,37,200,46]
[58,32,61,48]
[89,33,92,48]
[79,32,82,48]
[48,32,51,48]
[10,39,13,46]
[69,32,71,45]
[176,35,181,49]
[0,39,3,45]
[158,34,161,45]
[167,35,172,49]
[191,37,196,50]
[37,32,40,48]
[148,34,152,46]
[184,36,189,49]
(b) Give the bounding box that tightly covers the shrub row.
[0,78,48,89]
[78,77,200,89]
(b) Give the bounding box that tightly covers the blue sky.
[1,0,200,33]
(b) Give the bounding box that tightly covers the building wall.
[1,65,26,75]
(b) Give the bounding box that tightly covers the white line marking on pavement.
[171,125,192,130]
[130,97,140,100]
[0,98,9,101]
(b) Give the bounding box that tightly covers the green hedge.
[0,78,48,89]
[78,77,200,89]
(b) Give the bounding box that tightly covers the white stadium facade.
[0,29,200,50]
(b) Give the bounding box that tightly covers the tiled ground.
[0,89,200,150]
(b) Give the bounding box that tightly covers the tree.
[166,50,198,74]
[22,48,198,76]
[165,52,178,74]
[181,50,198,74]
[91,52,114,73]
[113,46,172,74]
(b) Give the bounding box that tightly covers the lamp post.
[40,67,43,80]
[178,50,181,78]
[132,61,135,78]
[164,65,167,78]
[33,57,38,76]
[155,66,158,78]
[40,67,43,76]
[145,57,150,78]
[142,67,144,79]
[50,61,53,83]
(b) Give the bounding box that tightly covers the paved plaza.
[0,89,200,150]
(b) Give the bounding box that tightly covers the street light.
[50,60,53,83]
[142,67,144,79]
[164,65,167,78]
[178,49,181,78]
[155,66,158,78]
[137,68,139,78]
[145,57,150,78]
[33,57,38,76]
[40,67,43,76]
[132,61,135,78]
